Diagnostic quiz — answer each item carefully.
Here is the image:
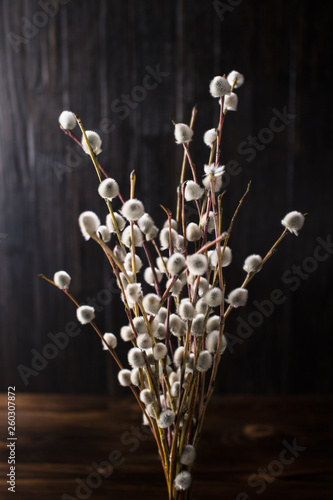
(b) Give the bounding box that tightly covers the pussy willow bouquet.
[41,71,305,500]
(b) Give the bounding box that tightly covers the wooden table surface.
[0,394,332,499]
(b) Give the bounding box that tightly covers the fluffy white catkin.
[203,128,217,147]
[98,178,119,200]
[180,445,197,465]
[127,348,146,368]
[184,181,204,201]
[97,225,111,243]
[118,369,132,387]
[81,130,102,155]
[158,409,175,428]
[78,211,101,240]
[106,212,126,233]
[53,270,71,289]
[227,70,244,88]
[223,92,238,112]
[76,305,95,325]
[209,76,231,97]
[196,350,213,372]
[102,333,117,350]
[281,211,305,235]
[174,123,194,144]
[226,288,248,308]
[58,110,76,130]
[121,199,145,221]
[174,471,192,491]
[186,254,208,276]
[167,253,186,276]
[243,254,262,273]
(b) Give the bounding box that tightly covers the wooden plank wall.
[0,0,332,394]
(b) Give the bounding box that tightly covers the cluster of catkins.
[55,71,305,492]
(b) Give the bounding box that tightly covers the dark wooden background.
[0,0,332,394]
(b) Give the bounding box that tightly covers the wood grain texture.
[0,394,333,499]
[0,0,332,394]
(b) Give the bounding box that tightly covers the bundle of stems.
[41,72,305,499]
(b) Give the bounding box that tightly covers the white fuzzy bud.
[121,199,145,221]
[153,343,168,360]
[159,227,179,250]
[146,225,159,241]
[137,213,154,234]
[130,367,142,386]
[196,350,213,372]
[186,254,208,276]
[169,372,179,386]
[281,211,305,235]
[203,128,217,147]
[204,287,224,307]
[180,445,196,465]
[144,267,162,286]
[200,211,215,233]
[136,333,153,350]
[243,254,262,273]
[58,110,76,130]
[226,288,248,308]
[206,330,228,355]
[140,389,154,405]
[196,298,208,314]
[154,323,166,340]
[186,222,202,242]
[174,471,192,491]
[122,225,144,247]
[174,346,189,367]
[142,294,160,315]
[184,181,204,201]
[197,277,209,296]
[53,270,71,289]
[96,225,110,243]
[167,253,186,276]
[98,178,119,200]
[119,272,135,289]
[156,256,168,273]
[223,92,238,112]
[174,123,193,144]
[118,369,132,387]
[78,211,101,240]
[124,253,143,274]
[133,316,148,334]
[169,314,186,337]
[210,246,232,268]
[191,313,205,336]
[209,76,231,97]
[158,409,175,428]
[171,381,180,397]
[166,278,184,297]
[81,130,102,155]
[157,307,168,323]
[76,305,95,324]
[227,70,244,89]
[102,333,117,350]
[120,325,135,342]
[179,299,195,320]
[206,315,220,333]
[106,212,126,233]
[128,347,146,368]
[125,283,142,306]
